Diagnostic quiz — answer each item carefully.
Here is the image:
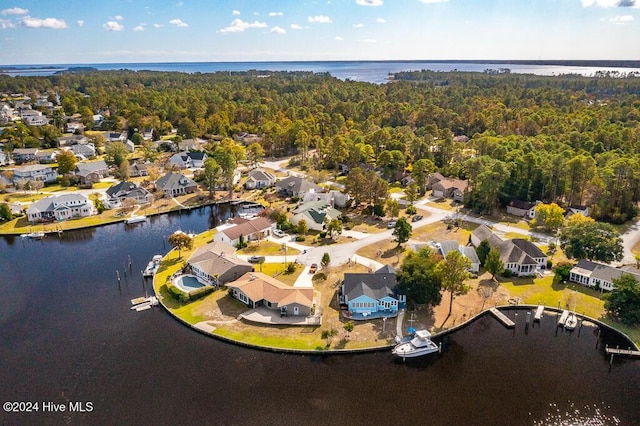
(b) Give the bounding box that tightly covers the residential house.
[13,164,58,184]
[437,240,480,273]
[67,143,96,159]
[0,151,9,166]
[276,175,323,198]
[57,134,90,147]
[105,138,135,153]
[26,193,94,223]
[75,160,109,185]
[177,138,207,152]
[290,201,342,232]
[566,205,590,219]
[155,172,197,197]
[23,115,48,126]
[431,176,469,202]
[129,162,149,177]
[569,260,640,292]
[35,150,58,164]
[506,200,538,219]
[233,132,262,146]
[226,272,314,317]
[339,265,406,320]
[471,224,547,276]
[244,169,276,189]
[64,121,85,134]
[12,148,39,164]
[142,128,154,141]
[302,189,350,208]
[169,151,207,169]
[187,241,253,285]
[104,131,128,143]
[104,181,153,208]
[213,217,275,247]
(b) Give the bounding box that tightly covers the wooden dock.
[534,305,544,321]
[606,346,640,357]
[558,310,569,326]
[489,308,515,328]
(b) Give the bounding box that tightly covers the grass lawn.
[503,231,529,240]
[411,220,476,245]
[238,240,300,256]
[2,192,50,203]
[256,262,304,286]
[356,242,409,270]
[427,197,460,212]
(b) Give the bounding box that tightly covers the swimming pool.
[173,274,208,293]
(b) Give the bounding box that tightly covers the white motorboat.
[125,215,147,224]
[142,255,163,277]
[392,329,440,358]
[564,312,578,330]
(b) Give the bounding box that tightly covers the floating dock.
[489,308,515,328]
[534,305,544,321]
[606,346,640,357]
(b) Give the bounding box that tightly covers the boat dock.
[605,346,640,357]
[534,305,544,321]
[130,296,158,312]
[489,308,515,328]
[558,310,569,326]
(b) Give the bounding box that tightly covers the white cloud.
[232,10,240,15]
[169,18,188,27]
[77,20,84,27]
[114,15,124,21]
[581,0,639,6]
[22,16,68,29]
[0,19,15,29]
[176,1,184,6]
[418,0,450,3]
[308,15,332,23]
[270,26,286,34]
[2,7,28,15]
[269,12,283,16]
[356,0,383,6]
[103,21,124,31]
[376,18,386,23]
[335,36,344,41]
[133,25,145,31]
[353,23,364,28]
[220,18,267,33]
[290,24,303,29]
[154,23,163,28]
[610,14,634,22]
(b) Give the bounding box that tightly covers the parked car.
[412,215,423,222]
[387,221,397,229]
[273,229,286,238]
[248,256,265,264]
[309,263,318,274]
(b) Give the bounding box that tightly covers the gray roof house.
[569,260,640,292]
[244,169,276,190]
[26,193,94,223]
[340,265,406,320]
[437,240,481,273]
[12,148,39,163]
[506,200,538,219]
[187,241,253,285]
[105,181,153,208]
[75,160,109,185]
[275,175,323,198]
[290,201,342,232]
[13,164,58,184]
[155,172,197,197]
[471,224,547,276]
[169,151,207,169]
[57,134,90,147]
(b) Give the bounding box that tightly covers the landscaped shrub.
[188,285,214,301]
[285,262,296,274]
[406,205,417,215]
[167,282,189,302]
[546,260,553,269]
[313,272,327,281]
[295,235,306,242]
[502,269,514,278]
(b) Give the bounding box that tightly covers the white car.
[273,229,286,238]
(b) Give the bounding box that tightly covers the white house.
[244,169,276,190]
[13,164,58,184]
[569,260,640,292]
[26,193,95,223]
[437,240,480,273]
[506,200,538,219]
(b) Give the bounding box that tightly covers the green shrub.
[285,262,296,274]
[295,235,306,242]
[502,269,514,278]
[406,205,417,215]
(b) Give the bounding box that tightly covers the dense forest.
[2,69,640,223]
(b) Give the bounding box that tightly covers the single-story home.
[275,175,323,198]
[187,241,253,285]
[105,181,153,208]
[57,134,90,147]
[67,143,96,159]
[506,200,538,219]
[437,240,480,273]
[471,224,547,276]
[244,169,276,190]
[26,193,95,223]
[566,205,590,219]
[431,176,469,202]
[213,216,275,247]
[340,265,406,320]
[290,201,342,232]
[75,160,109,185]
[226,272,314,317]
[302,189,350,208]
[155,172,198,197]
[12,148,39,163]
[569,260,640,292]
[129,162,149,177]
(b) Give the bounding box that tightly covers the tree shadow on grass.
[381,246,405,259]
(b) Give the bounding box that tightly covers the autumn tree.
[531,202,565,232]
[56,150,77,175]
[168,232,193,259]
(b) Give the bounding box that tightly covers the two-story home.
[169,151,207,169]
[13,164,58,184]
[26,193,95,223]
[340,265,406,320]
[187,241,253,285]
[75,160,109,185]
[104,181,153,208]
[67,143,96,159]
[57,135,90,148]
[244,169,276,190]
[155,172,197,197]
[129,162,149,177]
[12,148,39,164]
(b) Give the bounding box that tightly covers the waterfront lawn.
[237,241,300,256]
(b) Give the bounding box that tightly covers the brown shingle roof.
[226,272,313,307]
[221,217,274,241]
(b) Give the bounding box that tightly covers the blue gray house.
[339,265,406,320]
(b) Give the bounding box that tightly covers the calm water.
[5,61,640,83]
[1,206,639,425]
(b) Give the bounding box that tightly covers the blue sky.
[1,0,639,65]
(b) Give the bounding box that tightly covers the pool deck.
[240,307,321,326]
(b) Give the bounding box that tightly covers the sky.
[0,0,639,65]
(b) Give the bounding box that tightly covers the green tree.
[392,217,412,247]
[343,320,354,338]
[411,159,436,195]
[0,203,13,222]
[484,248,504,280]
[56,150,77,175]
[104,142,129,166]
[604,274,640,326]
[321,252,331,268]
[297,219,308,236]
[559,220,623,263]
[326,218,342,239]
[202,158,221,198]
[396,247,442,306]
[246,142,264,169]
[436,250,471,318]
[168,232,193,259]
[531,202,565,232]
[211,146,237,199]
[385,198,400,218]
[405,183,419,204]
[476,240,491,266]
